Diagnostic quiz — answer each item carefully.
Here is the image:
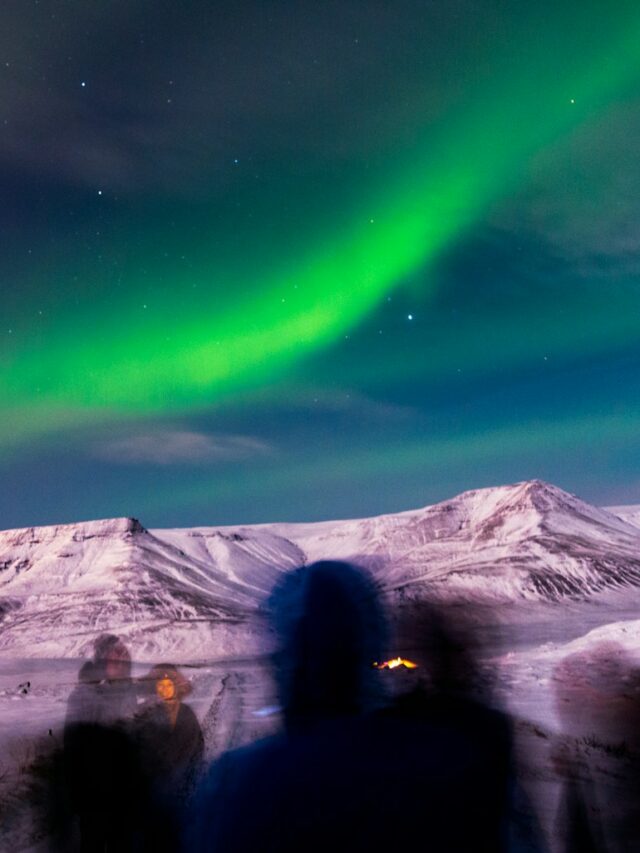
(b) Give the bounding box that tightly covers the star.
[407,314,413,320]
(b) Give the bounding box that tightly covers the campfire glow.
[374,657,418,670]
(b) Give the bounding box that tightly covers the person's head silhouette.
[267,560,385,729]
[93,633,131,682]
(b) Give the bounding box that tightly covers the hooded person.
[191,562,534,853]
[62,634,141,851]
[66,634,137,728]
[189,560,391,853]
[381,602,546,852]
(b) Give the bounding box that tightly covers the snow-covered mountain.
[0,517,302,659]
[268,479,640,601]
[2,479,640,660]
[605,504,640,529]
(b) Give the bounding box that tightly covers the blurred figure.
[62,634,141,851]
[135,663,204,850]
[190,560,385,852]
[267,559,386,731]
[190,562,520,852]
[66,634,137,727]
[381,602,532,852]
[552,642,640,852]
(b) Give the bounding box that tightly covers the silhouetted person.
[380,602,529,851]
[135,663,204,851]
[190,562,519,852]
[62,634,140,851]
[190,560,385,852]
[553,643,640,853]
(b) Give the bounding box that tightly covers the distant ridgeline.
[2,480,640,660]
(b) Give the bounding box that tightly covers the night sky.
[2,0,640,528]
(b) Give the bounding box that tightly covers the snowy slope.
[607,505,640,529]
[2,480,640,660]
[264,480,640,601]
[0,517,302,659]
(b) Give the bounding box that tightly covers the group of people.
[57,635,203,850]
[188,561,525,852]
[48,559,639,851]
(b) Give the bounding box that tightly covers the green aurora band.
[3,5,640,451]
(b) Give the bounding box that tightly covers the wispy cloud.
[232,384,415,421]
[304,389,415,420]
[94,430,272,465]
[489,98,640,279]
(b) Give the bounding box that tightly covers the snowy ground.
[4,482,640,849]
[4,599,640,851]
[0,655,280,851]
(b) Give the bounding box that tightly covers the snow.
[3,479,640,849]
[607,504,640,529]
[3,479,640,661]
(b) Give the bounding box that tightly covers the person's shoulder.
[65,680,101,725]
[191,741,281,851]
[176,703,205,745]
[133,698,161,725]
[201,733,286,787]
[193,735,282,833]
[66,680,90,707]
[139,695,163,713]
[226,732,286,764]
[178,701,200,725]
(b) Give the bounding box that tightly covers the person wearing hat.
[136,663,204,850]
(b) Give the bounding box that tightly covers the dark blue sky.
[2,1,640,528]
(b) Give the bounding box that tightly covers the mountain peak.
[503,479,578,510]
[479,478,573,503]
[0,516,147,549]
[410,479,637,549]
[434,478,577,524]
[3,481,640,658]
[68,516,146,538]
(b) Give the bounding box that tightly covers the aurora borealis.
[2,1,640,527]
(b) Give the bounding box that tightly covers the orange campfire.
[373,657,418,670]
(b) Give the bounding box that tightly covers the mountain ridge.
[2,479,640,659]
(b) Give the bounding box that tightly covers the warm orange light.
[374,657,418,670]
